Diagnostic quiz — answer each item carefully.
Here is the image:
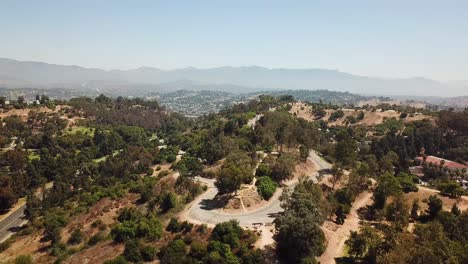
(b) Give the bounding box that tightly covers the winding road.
[180,150,332,227]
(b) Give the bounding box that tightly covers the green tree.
[345,225,382,262]
[159,239,188,264]
[373,173,402,209]
[274,179,327,263]
[271,153,295,182]
[215,152,253,194]
[425,195,443,219]
[211,220,244,249]
[174,155,203,177]
[256,176,277,200]
[275,215,325,263]
[385,195,410,229]
[330,163,344,189]
[334,129,357,166]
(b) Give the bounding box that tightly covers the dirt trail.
[318,191,373,264]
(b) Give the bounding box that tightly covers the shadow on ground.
[199,194,231,210]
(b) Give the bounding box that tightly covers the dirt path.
[318,191,373,264]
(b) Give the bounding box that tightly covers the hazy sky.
[1,0,467,81]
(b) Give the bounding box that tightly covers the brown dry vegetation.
[404,186,468,212]
[0,194,138,264]
[289,102,434,127]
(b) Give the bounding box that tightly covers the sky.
[1,0,467,81]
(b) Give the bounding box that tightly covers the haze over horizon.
[1,1,468,82]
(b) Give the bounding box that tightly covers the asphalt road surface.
[0,204,27,243]
[181,150,332,227]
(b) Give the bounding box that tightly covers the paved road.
[0,183,52,243]
[181,150,332,227]
[0,204,27,243]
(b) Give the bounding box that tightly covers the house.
[416,155,466,170]
[409,166,424,177]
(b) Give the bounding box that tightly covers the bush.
[158,170,170,177]
[190,241,208,259]
[197,224,208,234]
[438,182,465,198]
[0,238,12,253]
[180,221,194,233]
[14,255,33,264]
[256,164,272,177]
[167,218,182,233]
[329,110,344,122]
[146,168,154,176]
[211,220,243,248]
[88,231,107,246]
[256,176,277,200]
[166,154,177,163]
[103,256,129,264]
[160,192,178,213]
[68,229,85,245]
[123,240,143,262]
[141,245,157,262]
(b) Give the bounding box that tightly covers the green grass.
[149,133,158,142]
[93,150,122,163]
[27,150,40,160]
[64,126,94,136]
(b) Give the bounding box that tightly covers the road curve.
[181,150,332,227]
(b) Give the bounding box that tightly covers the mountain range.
[0,57,466,97]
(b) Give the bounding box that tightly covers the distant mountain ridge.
[0,57,466,97]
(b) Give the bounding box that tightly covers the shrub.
[329,110,344,122]
[141,245,157,261]
[103,256,129,264]
[256,176,277,200]
[197,224,208,234]
[14,255,33,264]
[190,241,208,259]
[255,164,272,177]
[211,220,243,248]
[180,221,194,233]
[88,231,107,246]
[438,182,465,198]
[166,218,181,233]
[0,238,12,253]
[68,229,85,245]
[166,154,177,163]
[160,192,178,213]
[123,240,143,262]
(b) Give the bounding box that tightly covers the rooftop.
[416,156,466,169]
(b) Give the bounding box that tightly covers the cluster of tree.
[111,207,163,242]
[345,195,467,264]
[69,94,190,133]
[274,179,329,263]
[157,220,263,264]
[215,152,254,195]
[328,109,345,122]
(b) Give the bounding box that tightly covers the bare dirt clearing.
[318,191,374,264]
[64,241,124,264]
[289,102,434,127]
[405,186,468,211]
